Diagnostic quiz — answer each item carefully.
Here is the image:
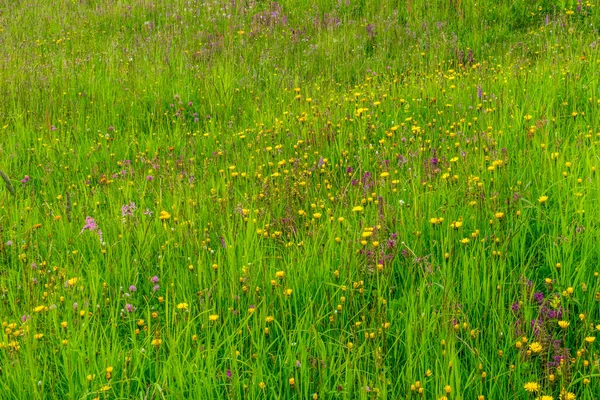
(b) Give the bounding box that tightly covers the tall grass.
[0,0,599,399]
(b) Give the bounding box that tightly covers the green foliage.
[0,0,599,399]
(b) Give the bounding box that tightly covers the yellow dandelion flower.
[159,211,171,220]
[529,342,543,353]
[524,382,540,392]
[584,336,595,343]
[558,320,570,329]
[208,314,219,321]
[177,303,189,310]
[538,195,548,204]
[352,206,364,212]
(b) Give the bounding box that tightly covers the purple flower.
[81,216,98,233]
[5,240,12,246]
[477,85,483,99]
[146,175,153,181]
[122,202,137,217]
[152,284,160,292]
[129,285,137,292]
[511,302,520,313]
[21,175,30,183]
[533,292,544,305]
[125,303,135,313]
[151,276,159,283]
[226,369,232,378]
[21,315,30,322]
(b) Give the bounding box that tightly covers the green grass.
[1,0,599,399]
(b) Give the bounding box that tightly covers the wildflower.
[524,382,540,392]
[584,336,595,343]
[33,305,45,313]
[494,212,505,219]
[536,396,554,400]
[275,271,285,279]
[209,314,219,321]
[289,377,295,386]
[538,195,548,204]
[559,389,576,400]
[81,216,98,233]
[529,342,543,353]
[177,303,188,310]
[129,285,137,292]
[352,206,364,212]
[121,202,136,217]
[151,338,162,346]
[151,276,159,283]
[558,320,570,329]
[259,382,266,389]
[159,211,171,220]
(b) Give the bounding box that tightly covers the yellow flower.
[159,211,171,220]
[151,338,162,346]
[259,382,266,389]
[33,305,45,313]
[529,342,543,353]
[524,382,540,392]
[559,389,576,400]
[536,396,554,400]
[312,213,321,219]
[494,212,505,219]
[208,314,219,321]
[275,271,285,279]
[265,316,274,323]
[67,277,78,286]
[558,320,570,329]
[538,195,548,204]
[380,172,389,178]
[584,336,595,343]
[352,206,364,212]
[177,303,189,310]
[289,377,295,385]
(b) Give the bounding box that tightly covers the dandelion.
[159,211,171,220]
[352,206,364,212]
[177,303,189,310]
[529,342,543,353]
[209,314,219,321]
[538,195,548,204]
[558,320,570,329]
[524,382,540,392]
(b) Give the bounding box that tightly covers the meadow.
[1,0,599,398]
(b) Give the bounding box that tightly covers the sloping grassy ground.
[1,1,599,398]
